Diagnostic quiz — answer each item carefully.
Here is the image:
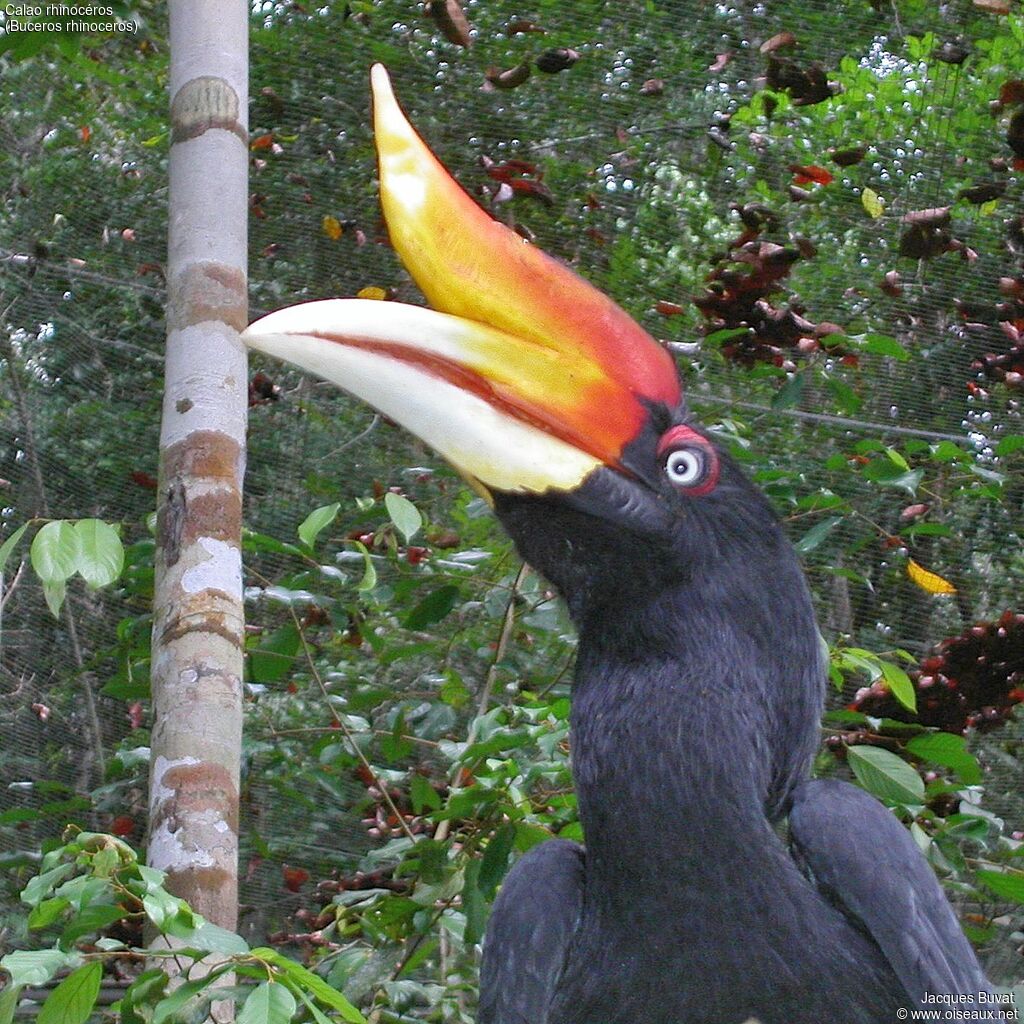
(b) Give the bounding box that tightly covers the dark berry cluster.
[852,611,1024,734]
[693,212,849,367]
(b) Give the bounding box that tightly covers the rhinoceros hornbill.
[244,66,999,1024]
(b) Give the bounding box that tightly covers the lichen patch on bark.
[181,537,242,598]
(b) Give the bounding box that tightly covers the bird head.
[244,66,793,623]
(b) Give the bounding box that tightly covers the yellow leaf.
[322,215,343,240]
[907,559,956,595]
[357,286,388,300]
[861,188,885,219]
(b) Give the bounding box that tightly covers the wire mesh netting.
[0,0,1022,989]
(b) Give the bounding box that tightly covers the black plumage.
[478,420,998,1024]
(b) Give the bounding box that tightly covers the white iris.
[665,447,705,487]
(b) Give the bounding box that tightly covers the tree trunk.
[148,0,248,932]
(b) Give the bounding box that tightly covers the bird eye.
[657,425,720,496]
[664,447,706,487]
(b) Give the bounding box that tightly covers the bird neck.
[570,575,823,888]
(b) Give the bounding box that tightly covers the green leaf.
[152,966,233,1024]
[160,916,250,955]
[291,986,334,1024]
[930,441,966,462]
[38,961,102,1024]
[439,670,470,709]
[902,523,952,538]
[996,435,1024,457]
[478,824,517,899]
[884,447,909,471]
[141,889,189,930]
[100,674,151,701]
[384,493,422,544]
[403,585,461,629]
[409,774,441,814]
[60,904,127,947]
[73,520,124,588]
[249,948,366,1023]
[352,541,376,592]
[879,661,916,713]
[1,949,75,988]
[860,334,909,361]
[42,579,67,619]
[237,981,296,1024]
[28,897,70,930]
[704,327,753,345]
[862,459,923,495]
[794,516,843,554]
[249,624,301,684]
[118,970,168,1024]
[298,503,341,549]
[976,870,1024,904]
[0,523,29,574]
[0,984,20,1024]
[380,709,412,762]
[906,732,981,785]
[771,371,805,410]
[847,745,925,805]
[31,522,81,584]
[461,859,488,947]
[243,530,306,558]
[135,865,167,893]
[514,823,553,852]
[825,376,862,414]
[21,864,75,907]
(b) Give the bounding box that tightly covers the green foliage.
[847,745,926,807]
[0,517,128,617]
[298,503,342,550]
[830,644,917,712]
[2,829,367,1024]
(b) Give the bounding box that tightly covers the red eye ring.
[657,425,720,496]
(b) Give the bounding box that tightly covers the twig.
[532,648,576,700]
[387,894,457,982]
[0,559,27,659]
[317,414,381,462]
[284,602,418,845]
[0,328,106,779]
[0,560,26,613]
[263,725,440,748]
[475,562,530,727]
[698,392,974,444]
[434,563,530,845]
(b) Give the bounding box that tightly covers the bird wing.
[789,778,993,1008]
[478,838,585,1024]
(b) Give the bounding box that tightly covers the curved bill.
[243,66,681,498]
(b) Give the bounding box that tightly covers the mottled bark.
[149,0,248,933]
